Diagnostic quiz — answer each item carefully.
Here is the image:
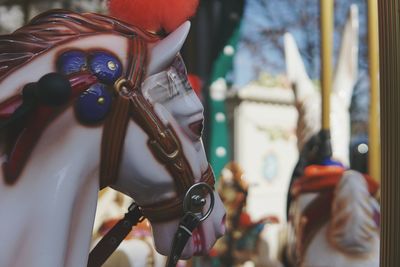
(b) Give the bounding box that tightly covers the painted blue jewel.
[75,83,112,124]
[57,50,87,75]
[88,52,122,85]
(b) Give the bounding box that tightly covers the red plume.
[108,0,199,33]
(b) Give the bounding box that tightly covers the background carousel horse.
[283,5,380,267]
[0,3,226,267]
[201,162,281,267]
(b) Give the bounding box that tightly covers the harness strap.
[99,96,131,189]
[166,212,201,267]
[141,165,215,222]
[99,37,146,189]
[128,90,194,195]
[87,203,144,267]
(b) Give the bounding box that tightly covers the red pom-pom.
[108,0,199,33]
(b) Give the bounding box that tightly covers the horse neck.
[0,110,102,267]
[298,172,380,266]
[328,170,380,254]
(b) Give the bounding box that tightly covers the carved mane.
[0,9,158,84]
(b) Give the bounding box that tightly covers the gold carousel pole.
[320,0,334,131]
[378,0,400,266]
[368,0,381,182]
[317,0,334,160]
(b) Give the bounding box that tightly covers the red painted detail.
[299,191,334,255]
[292,165,379,196]
[69,71,99,98]
[3,105,55,184]
[0,95,23,119]
[3,72,98,184]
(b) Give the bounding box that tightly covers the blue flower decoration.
[57,50,87,75]
[75,83,112,124]
[89,52,122,85]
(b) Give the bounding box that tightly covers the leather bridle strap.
[128,89,195,195]
[87,203,144,267]
[140,165,215,222]
[99,37,146,189]
[99,96,131,189]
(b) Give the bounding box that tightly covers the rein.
[89,38,215,266]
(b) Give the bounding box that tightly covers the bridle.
[89,38,216,266]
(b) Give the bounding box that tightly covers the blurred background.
[0,0,375,266]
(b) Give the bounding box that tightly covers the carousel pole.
[319,0,334,158]
[368,0,381,182]
[378,0,400,266]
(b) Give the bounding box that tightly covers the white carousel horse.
[283,5,380,267]
[0,10,225,267]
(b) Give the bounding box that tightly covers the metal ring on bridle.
[114,77,135,97]
[183,182,214,222]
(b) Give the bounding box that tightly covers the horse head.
[0,10,225,266]
[117,26,227,257]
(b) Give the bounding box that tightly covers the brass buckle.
[114,78,135,97]
[148,128,180,163]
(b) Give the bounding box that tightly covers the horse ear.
[332,4,359,108]
[284,32,314,102]
[146,21,191,77]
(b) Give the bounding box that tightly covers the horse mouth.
[193,224,206,255]
[189,120,203,139]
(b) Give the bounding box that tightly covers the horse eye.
[189,120,204,139]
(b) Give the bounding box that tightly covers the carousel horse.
[204,162,281,267]
[0,7,225,267]
[283,5,380,267]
